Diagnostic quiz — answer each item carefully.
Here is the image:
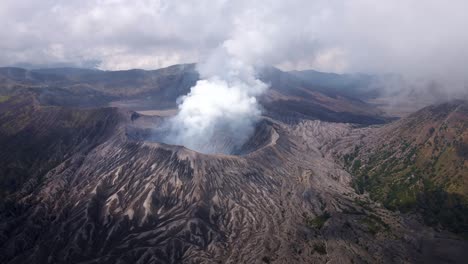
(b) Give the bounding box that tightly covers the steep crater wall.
[126,114,277,156]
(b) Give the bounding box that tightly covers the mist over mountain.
[1,1,468,263]
[2,0,468,98]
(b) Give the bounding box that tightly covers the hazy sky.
[1,0,467,83]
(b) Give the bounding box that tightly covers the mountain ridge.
[0,64,391,125]
[330,100,468,236]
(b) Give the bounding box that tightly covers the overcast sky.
[1,0,467,85]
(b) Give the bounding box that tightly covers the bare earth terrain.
[0,66,466,264]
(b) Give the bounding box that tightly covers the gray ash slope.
[0,68,466,264]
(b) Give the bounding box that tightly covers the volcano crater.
[126,114,278,156]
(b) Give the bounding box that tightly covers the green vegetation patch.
[346,135,468,236]
[305,212,331,230]
[0,95,11,103]
[418,188,468,237]
[313,242,327,255]
[359,214,390,235]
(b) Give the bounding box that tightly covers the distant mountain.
[0,64,391,125]
[0,64,199,109]
[289,69,380,100]
[10,60,101,70]
[259,67,389,124]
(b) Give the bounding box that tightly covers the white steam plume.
[162,46,268,154]
[157,1,324,154]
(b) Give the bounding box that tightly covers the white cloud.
[0,0,466,91]
[2,0,468,152]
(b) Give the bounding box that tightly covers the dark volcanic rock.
[0,95,467,264]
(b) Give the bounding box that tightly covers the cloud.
[0,0,467,92]
[2,0,467,151]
